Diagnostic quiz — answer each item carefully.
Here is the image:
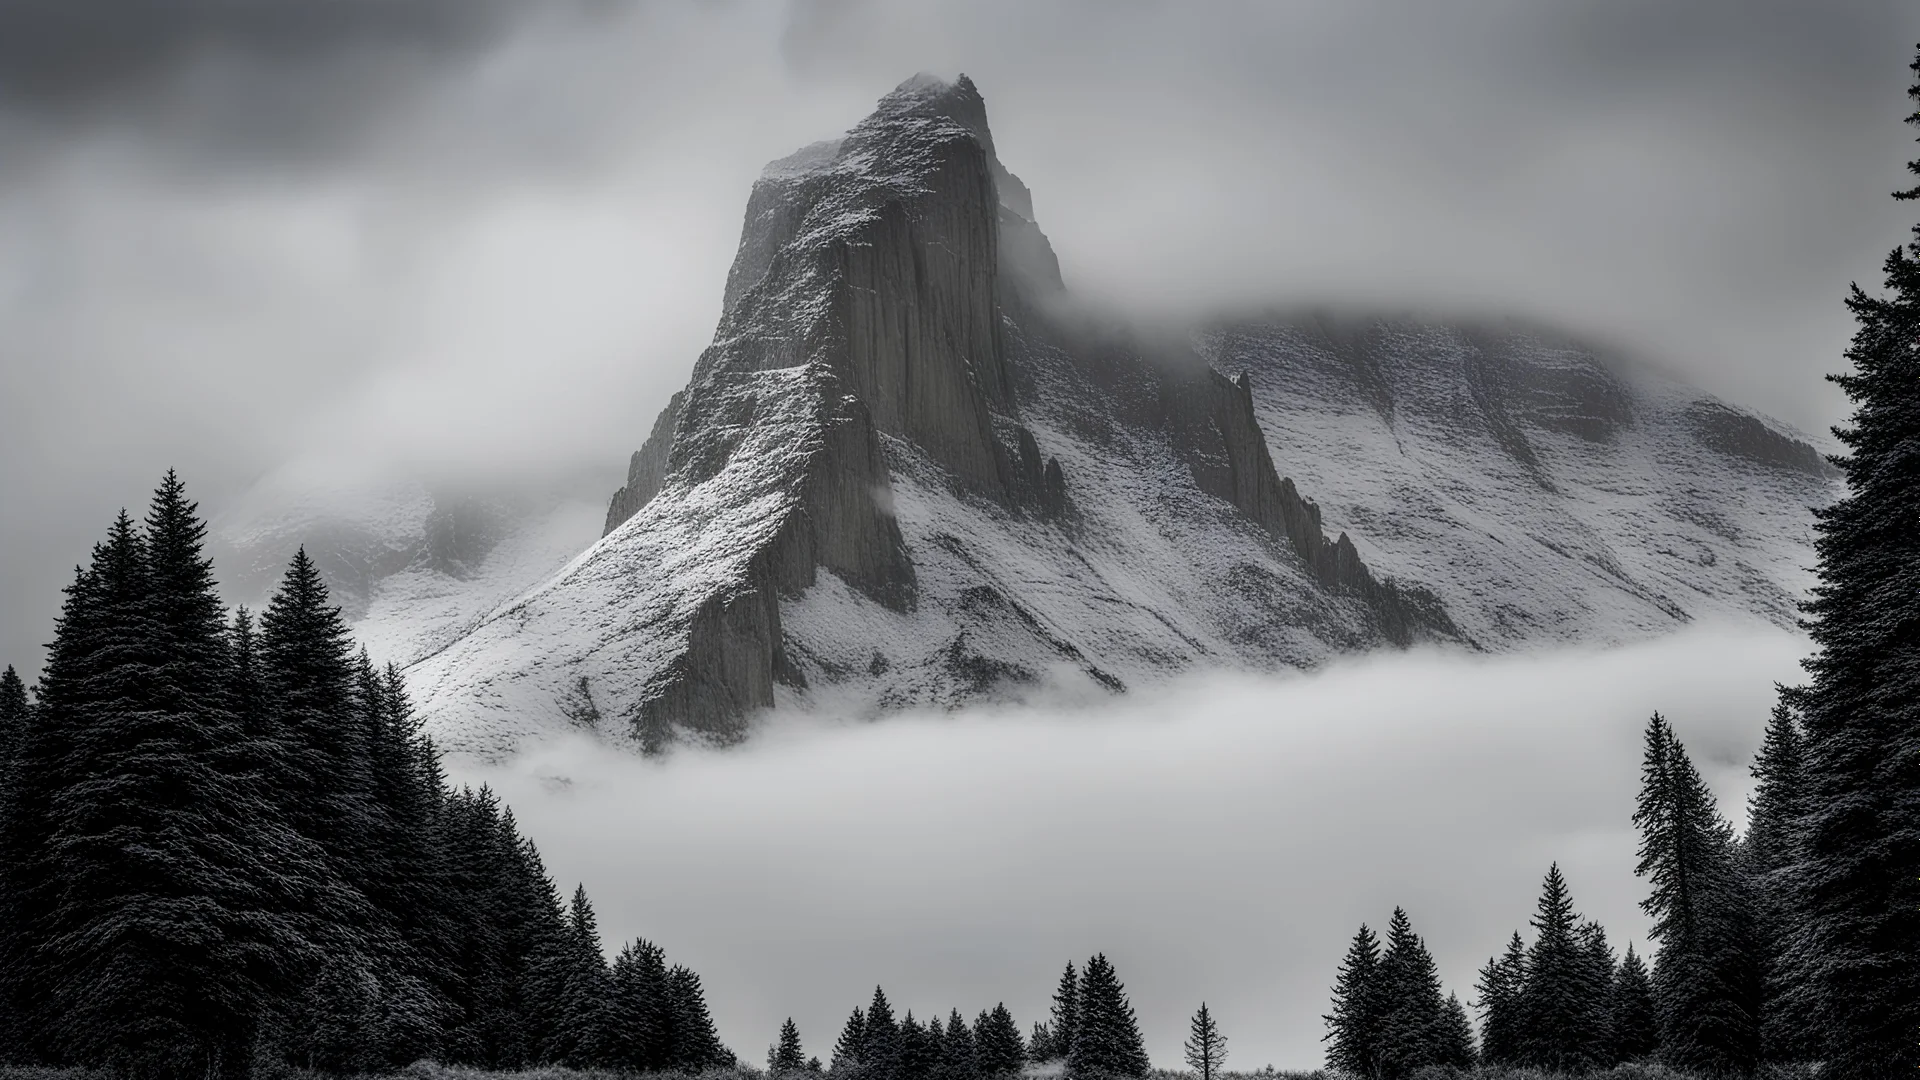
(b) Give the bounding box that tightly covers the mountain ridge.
[211,74,1833,757]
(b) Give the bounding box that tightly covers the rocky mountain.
[373,74,1836,758]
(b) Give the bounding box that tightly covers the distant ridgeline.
[0,473,734,1076]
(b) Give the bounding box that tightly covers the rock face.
[403,75,1836,757]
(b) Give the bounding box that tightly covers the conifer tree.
[608,937,670,1071]
[0,664,27,1062]
[1787,47,1920,1078]
[974,1004,1025,1076]
[937,1008,977,1080]
[1069,954,1150,1078]
[833,1007,868,1071]
[1184,1003,1227,1080]
[1514,864,1604,1071]
[1375,908,1451,1079]
[1473,932,1527,1066]
[667,964,725,1069]
[1029,1023,1054,1063]
[1324,923,1383,1076]
[772,1017,808,1073]
[1633,714,1759,1074]
[1048,962,1080,1063]
[1608,945,1659,1063]
[0,665,24,769]
[897,1012,936,1080]
[1439,994,1476,1068]
[864,986,900,1080]
[260,548,371,872]
[1744,699,1817,1063]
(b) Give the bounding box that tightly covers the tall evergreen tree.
[0,664,28,1062]
[1785,44,1920,1078]
[1744,698,1813,1063]
[974,1004,1025,1076]
[864,986,900,1080]
[31,485,336,1078]
[1474,932,1527,1066]
[0,665,24,769]
[1325,923,1383,1077]
[1068,954,1149,1078]
[1633,714,1759,1074]
[1048,962,1080,1063]
[1513,864,1605,1072]
[1183,1003,1227,1080]
[259,547,369,868]
[1608,945,1659,1063]
[1375,907,1451,1079]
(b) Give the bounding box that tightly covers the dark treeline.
[0,473,733,1079]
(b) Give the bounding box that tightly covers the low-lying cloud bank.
[451,622,1806,1071]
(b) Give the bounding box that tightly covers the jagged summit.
[398,76,1834,757]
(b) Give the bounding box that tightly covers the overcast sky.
[3,0,1917,671]
[458,621,1805,1071]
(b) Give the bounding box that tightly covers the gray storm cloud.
[1,0,1912,664]
[454,622,1806,1072]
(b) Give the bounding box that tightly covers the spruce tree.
[1744,698,1813,1063]
[667,964,725,1069]
[773,1017,808,1073]
[1786,44,1920,1077]
[1633,714,1760,1074]
[1183,1003,1227,1080]
[1609,945,1659,1063]
[897,1012,936,1080]
[1514,864,1604,1072]
[864,986,900,1080]
[1438,994,1476,1068]
[0,664,28,1063]
[1068,954,1150,1078]
[1324,923,1383,1076]
[1473,931,1527,1066]
[974,1004,1025,1076]
[833,1007,868,1071]
[0,665,24,769]
[937,1008,977,1080]
[1048,962,1080,1063]
[1029,1024,1054,1063]
[1375,907,1450,1080]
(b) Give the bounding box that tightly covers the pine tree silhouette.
[1048,961,1080,1062]
[1514,864,1605,1071]
[1608,944,1659,1063]
[1324,923,1383,1076]
[772,1017,807,1073]
[1183,1002,1227,1080]
[1473,931,1526,1065]
[1375,907,1451,1079]
[974,1004,1025,1076]
[1068,954,1149,1078]
[1633,715,1759,1073]
[832,1006,868,1071]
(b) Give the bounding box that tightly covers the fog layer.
[454,622,1804,1071]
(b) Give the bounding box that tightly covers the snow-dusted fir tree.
[973,1004,1025,1076]
[1791,67,1920,1060]
[1184,1002,1228,1080]
[1439,993,1477,1067]
[1069,954,1150,1078]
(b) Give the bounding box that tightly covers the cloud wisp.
[455,621,1806,1071]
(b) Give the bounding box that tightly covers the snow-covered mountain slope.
[390,74,1838,758]
[210,458,609,670]
[1204,318,1831,648]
